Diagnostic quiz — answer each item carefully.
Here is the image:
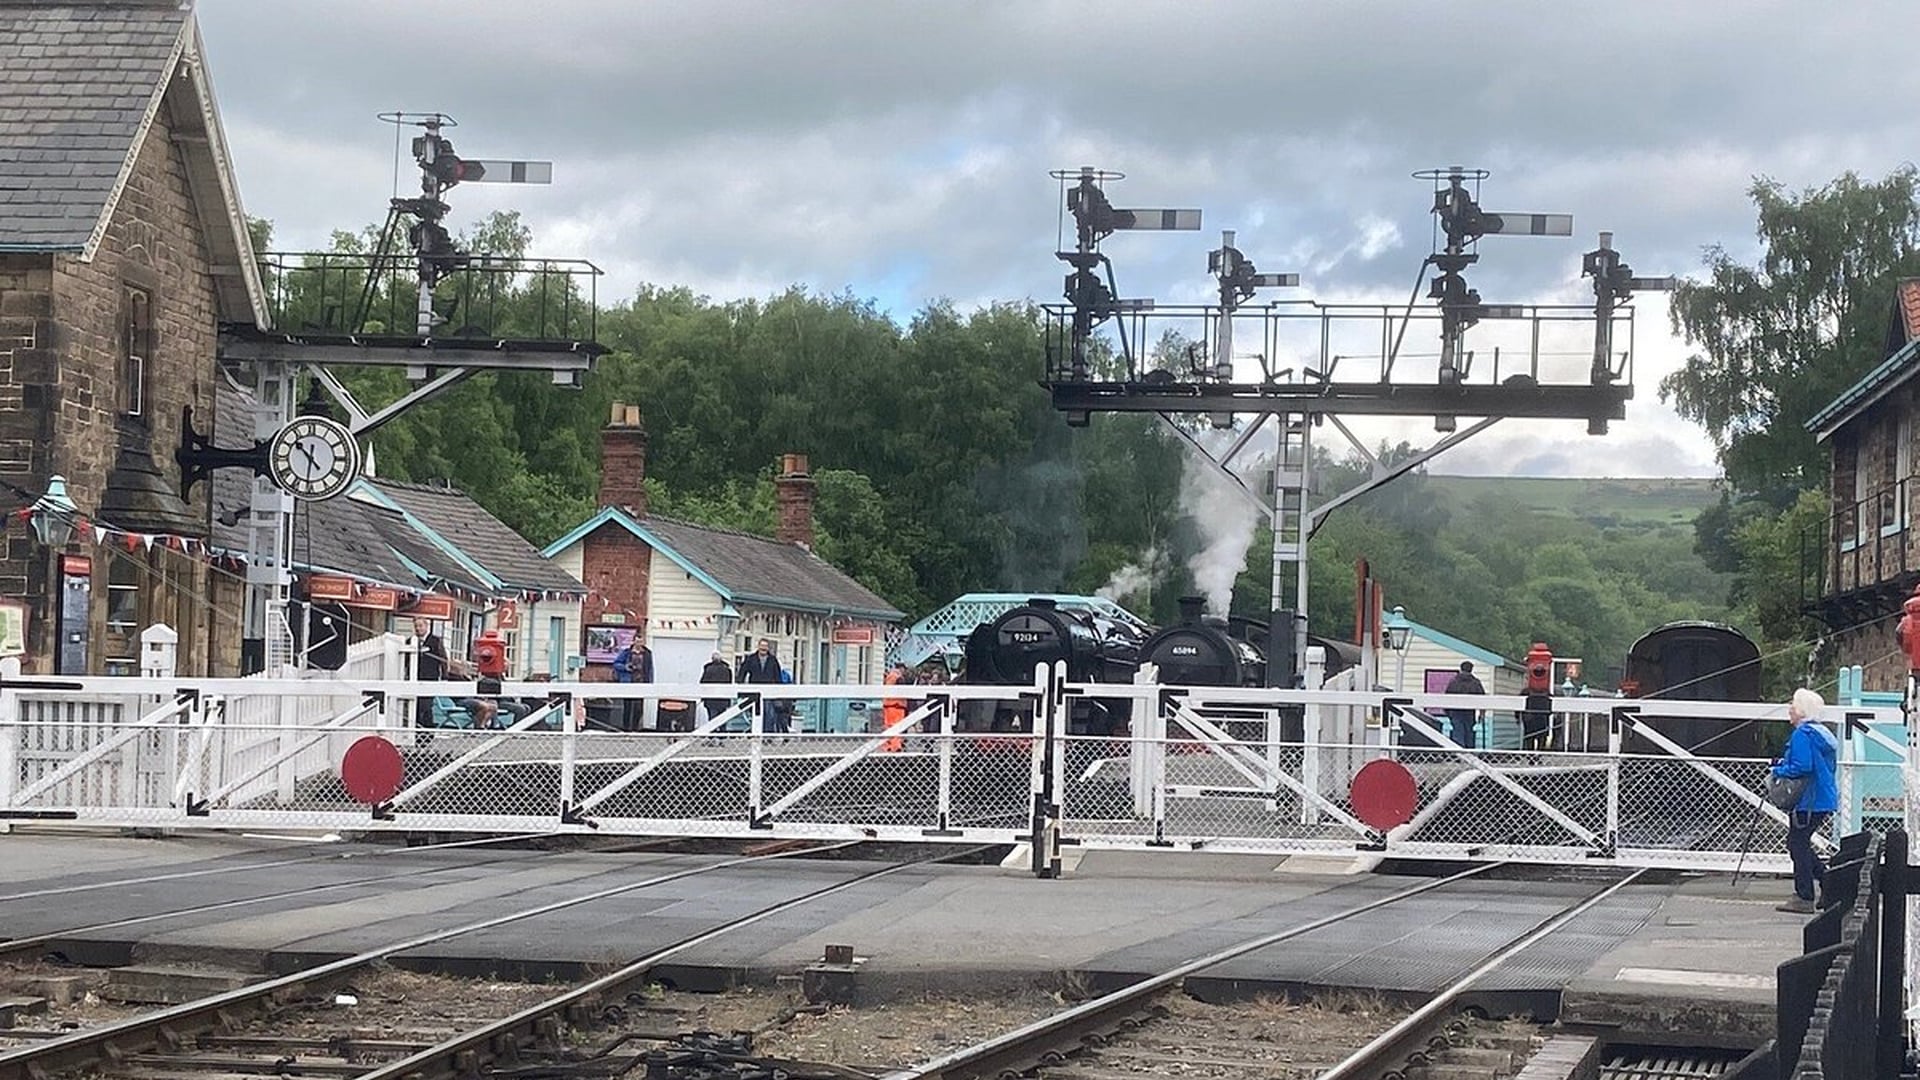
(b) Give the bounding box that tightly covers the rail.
[884,863,1643,1080]
[256,250,601,344]
[0,841,901,1080]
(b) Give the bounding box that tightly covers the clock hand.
[294,442,319,475]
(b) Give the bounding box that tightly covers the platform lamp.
[1384,605,1412,693]
[29,475,78,549]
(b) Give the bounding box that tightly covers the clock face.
[268,415,361,500]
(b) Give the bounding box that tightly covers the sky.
[193,1,1920,480]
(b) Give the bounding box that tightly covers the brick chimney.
[598,403,648,517]
[774,453,816,549]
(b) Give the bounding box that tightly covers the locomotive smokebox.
[1177,595,1205,624]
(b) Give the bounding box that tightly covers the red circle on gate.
[1349,759,1418,830]
[341,735,404,804]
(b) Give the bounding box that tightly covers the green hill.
[1425,476,1721,530]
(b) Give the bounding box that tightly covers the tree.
[1662,169,1920,499]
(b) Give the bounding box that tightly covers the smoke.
[1178,436,1265,617]
[979,453,1087,592]
[1096,546,1163,607]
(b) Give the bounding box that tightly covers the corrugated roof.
[0,2,188,250]
[369,479,584,593]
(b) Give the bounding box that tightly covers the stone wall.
[0,102,220,673]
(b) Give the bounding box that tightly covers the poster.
[585,625,636,664]
[0,600,25,657]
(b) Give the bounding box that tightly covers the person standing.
[1442,661,1485,749]
[737,639,783,731]
[413,617,449,729]
[700,651,734,727]
[612,636,654,731]
[1773,687,1839,914]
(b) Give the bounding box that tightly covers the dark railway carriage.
[1625,622,1762,702]
[1621,621,1768,758]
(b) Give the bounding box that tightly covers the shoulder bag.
[1765,772,1808,811]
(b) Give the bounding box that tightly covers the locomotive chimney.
[774,453,816,549]
[1177,595,1205,624]
[598,403,648,518]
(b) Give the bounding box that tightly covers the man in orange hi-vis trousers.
[880,662,911,751]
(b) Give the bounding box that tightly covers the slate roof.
[547,507,904,621]
[0,2,189,251]
[291,495,484,595]
[368,479,585,594]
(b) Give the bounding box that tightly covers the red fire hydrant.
[1524,642,1554,695]
[1521,642,1554,751]
[474,629,508,680]
[1900,586,1920,674]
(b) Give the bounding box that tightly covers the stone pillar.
[775,454,816,550]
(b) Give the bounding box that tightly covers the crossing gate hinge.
[371,801,395,821]
[748,809,774,830]
[559,802,598,829]
[184,796,209,817]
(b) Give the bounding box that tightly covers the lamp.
[30,475,78,548]
[1384,605,1411,652]
[1383,605,1412,693]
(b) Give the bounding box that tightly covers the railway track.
[880,864,1647,1080]
[0,835,673,965]
[0,841,978,1080]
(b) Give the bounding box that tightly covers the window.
[1827,438,1858,549]
[122,285,152,418]
[1885,415,1913,537]
[104,556,141,675]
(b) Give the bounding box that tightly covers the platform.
[0,832,1806,1048]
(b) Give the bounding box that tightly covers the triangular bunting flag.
[140,534,154,552]
[92,525,107,544]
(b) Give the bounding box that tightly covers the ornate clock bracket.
[175,405,269,501]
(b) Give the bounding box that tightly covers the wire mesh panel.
[0,672,1901,873]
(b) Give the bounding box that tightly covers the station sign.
[831,626,875,645]
[306,575,355,602]
[351,587,399,611]
[399,594,455,620]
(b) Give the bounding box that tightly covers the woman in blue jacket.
[1772,687,1838,914]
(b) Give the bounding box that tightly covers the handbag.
[1766,772,1809,811]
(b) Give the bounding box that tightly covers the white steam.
[1096,546,1163,608]
[1178,438,1265,617]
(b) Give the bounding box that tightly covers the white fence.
[0,662,1902,877]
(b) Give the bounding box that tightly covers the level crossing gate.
[0,659,1906,878]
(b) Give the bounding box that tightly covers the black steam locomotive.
[956,595,1362,736]
[958,597,1146,734]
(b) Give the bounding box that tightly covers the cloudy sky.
[193,1,1920,479]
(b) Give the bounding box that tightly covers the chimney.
[774,453,816,549]
[599,403,648,517]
